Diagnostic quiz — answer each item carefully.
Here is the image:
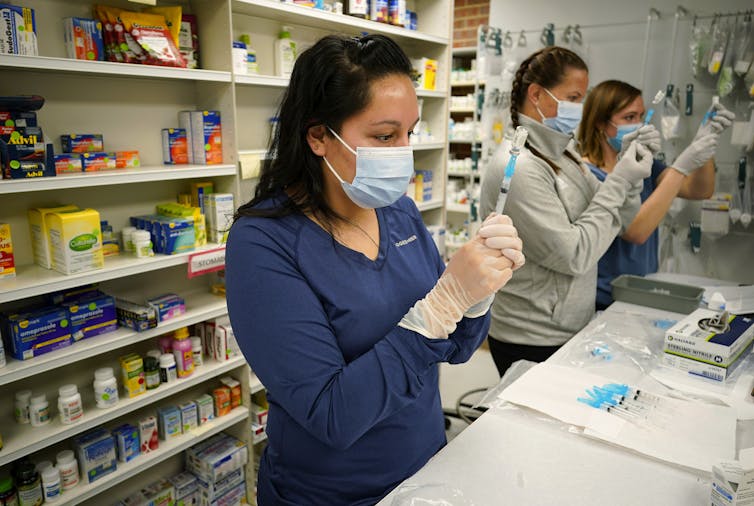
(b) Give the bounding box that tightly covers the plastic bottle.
[57,385,84,425]
[14,461,42,506]
[132,230,153,258]
[33,461,52,475]
[55,450,80,492]
[159,354,177,383]
[144,356,161,390]
[345,0,367,17]
[29,394,50,427]
[146,349,163,361]
[191,336,203,367]
[158,334,173,354]
[40,467,60,503]
[121,226,136,253]
[173,332,194,378]
[275,26,297,78]
[14,390,32,424]
[94,368,119,408]
[0,475,18,506]
[239,34,258,75]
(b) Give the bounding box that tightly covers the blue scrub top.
[586,159,667,307]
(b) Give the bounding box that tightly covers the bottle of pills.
[133,230,153,258]
[121,226,137,253]
[35,461,53,474]
[146,349,163,361]
[56,450,80,492]
[0,475,18,506]
[159,354,177,383]
[191,336,203,367]
[57,385,84,425]
[94,368,119,408]
[14,461,42,506]
[29,394,50,427]
[40,466,61,503]
[144,356,161,390]
[14,389,32,424]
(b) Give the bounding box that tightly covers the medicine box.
[120,353,146,398]
[73,428,117,484]
[191,182,214,212]
[115,298,158,332]
[213,317,236,362]
[0,223,15,279]
[220,377,242,409]
[47,284,100,304]
[186,433,247,483]
[203,193,234,244]
[155,202,206,247]
[413,57,437,90]
[28,205,79,269]
[169,472,198,504]
[190,111,223,165]
[251,403,268,426]
[0,111,37,130]
[151,217,195,255]
[112,423,141,463]
[158,405,183,440]
[139,415,159,453]
[194,467,244,505]
[178,111,195,164]
[0,4,38,55]
[2,306,72,360]
[61,134,104,153]
[211,480,246,506]
[81,151,117,171]
[213,386,231,417]
[63,17,105,61]
[63,290,117,341]
[146,293,186,322]
[140,478,175,506]
[195,394,215,425]
[179,401,198,433]
[116,150,140,168]
[54,153,83,174]
[162,128,189,164]
[664,309,754,381]
[1,129,55,178]
[45,208,104,275]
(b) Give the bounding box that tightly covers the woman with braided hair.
[480,46,653,377]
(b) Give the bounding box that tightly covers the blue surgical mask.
[607,122,642,152]
[323,128,414,209]
[537,88,583,135]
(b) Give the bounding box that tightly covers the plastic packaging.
[57,384,84,424]
[40,466,61,503]
[707,18,730,76]
[733,13,753,77]
[191,336,203,367]
[274,26,296,78]
[94,367,119,408]
[238,34,258,74]
[389,483,475,505]
[159,353,177,383]
[661,88,682,140]
[29,394,50,427]
[132,230,153,258]
[56,450,80,491]
[172,332,194,378]
[14,389,32,424]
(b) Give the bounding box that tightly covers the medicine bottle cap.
[0,476,12,493]
[41,466,59,482]
[146,349,162,360]
[133,230,151,240]
[15,461,37,481]
[122,226,136,233]
[30,394,47,404]
[56,450,75,465]
[191,337,202,348]
[160,354,176,366]
[58,384,78,398]
[15,389,32,402]
[708,292,727,311]
[35,461,53,474]
[95,367,114,381]
[172,327,189,340]
[144,356,159,370]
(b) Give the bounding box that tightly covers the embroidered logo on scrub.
[394,235,417,248]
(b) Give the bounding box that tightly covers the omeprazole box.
[664,308,754,381]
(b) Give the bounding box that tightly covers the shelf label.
[188,247,226,278]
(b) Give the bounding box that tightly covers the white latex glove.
[694,102,735,139]
[398,238,513,339]
[478,214,525,271]
[611,142,653,185]
[672,133,719,176]
[620,124,661,155]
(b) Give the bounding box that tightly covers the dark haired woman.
[225,34,524,505]
[479,47,653,377]
[578,80,734,310]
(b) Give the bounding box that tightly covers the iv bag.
[706,19,730,76]
[733,13,753,77]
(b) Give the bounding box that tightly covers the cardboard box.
[203,193,234,244]
[139,415,159,453]
[158,405,182,440]
[1,128,55,178]
[195,394,215,425]
[81,151,117,171]
[45,208,104,275]
[0,4,38,55]
[178,110,195,164]
[116,150,140,168]
[29,205,78,269]
[220,377,242,409]
[54,153,83,173]
[2,306,72,360]
[73,428,117,484]
[63,17,105,61]
[146,293,186,322]
[185,434,247,483]
[61,134,104,153]
[63,290,117,341]
[115,298,158,332]
[113,423,141,462]
[0,223,15,279]
[190,111,222,165]
[120,353,145,398]
[141,478,174,506]
[179,401,198,433]
[162,128,189,164]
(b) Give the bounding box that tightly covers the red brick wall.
[453,0,490,48]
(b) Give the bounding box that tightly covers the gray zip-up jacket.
[479,114,641,346]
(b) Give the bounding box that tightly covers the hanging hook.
[573,24,583,45]
[649,8,661,20]
[503,30,513,49]
[675,5,688,19]
[563,25,572,43]
[518,30,527,47]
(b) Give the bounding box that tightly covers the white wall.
[489,0,754,283]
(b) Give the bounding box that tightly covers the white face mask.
[323,127,414,209]
[537,88,583,135]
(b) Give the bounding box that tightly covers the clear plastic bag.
[733,13,753,77]
[660,88,682,140]
[390,484,475,506]
[688,20,710,78]
[706,18,731,77]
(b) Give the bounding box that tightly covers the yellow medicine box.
[0,223,15,279]
[45,208,104,275]
[120,353,146,398]
[28,205,79,269]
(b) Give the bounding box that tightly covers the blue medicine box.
[112,423,141,462]
[74,428,117,484]
[2,306,72,360]
[62,291,118,341]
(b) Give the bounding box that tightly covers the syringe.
[495,126,528,214]
[701,95,720,126]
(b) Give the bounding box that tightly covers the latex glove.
[695,102,735,139]
[672,133,719,176]
[611,142,653,185]
[620,124,661,155]
[399,238,513,339]
[478,214,525,271]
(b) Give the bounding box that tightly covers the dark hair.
[510,46,587,173]
[235,34,413,230]
[578,80,642,167]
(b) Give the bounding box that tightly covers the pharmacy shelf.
[234,74,290,87]
[0,244,226,304]
[416,89,448,98]
[0,356,247,467]
[249,371,265,394]
[452,47,477,56]
[449,108,475,114]
[412,142,445,151]
[232,0,449,45]
[0,291,227,386]
[451,80,485,87]
[416,199,444,212]
[446,202,471,214]
[0,165,237,194]
[448,139,481,145]
[447,171,481,178]
[62,407,249,505]
[0,54,231,82]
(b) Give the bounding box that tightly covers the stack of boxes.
[164,110,223,165]
[186,433,248,505]
[56,134,140,174]
[0,97,55,179]
[407,170,433,203]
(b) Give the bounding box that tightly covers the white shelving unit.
[0,0,452,503]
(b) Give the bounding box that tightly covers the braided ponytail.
[510,51,540,129]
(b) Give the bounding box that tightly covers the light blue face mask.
[607,122,642,152]
[538,88,583,135]
[323,128,414,209]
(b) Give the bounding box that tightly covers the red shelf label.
[187,247,226,278]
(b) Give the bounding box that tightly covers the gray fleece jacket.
[479,114,641,346]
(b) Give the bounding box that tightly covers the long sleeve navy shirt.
[225,193,490,505]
